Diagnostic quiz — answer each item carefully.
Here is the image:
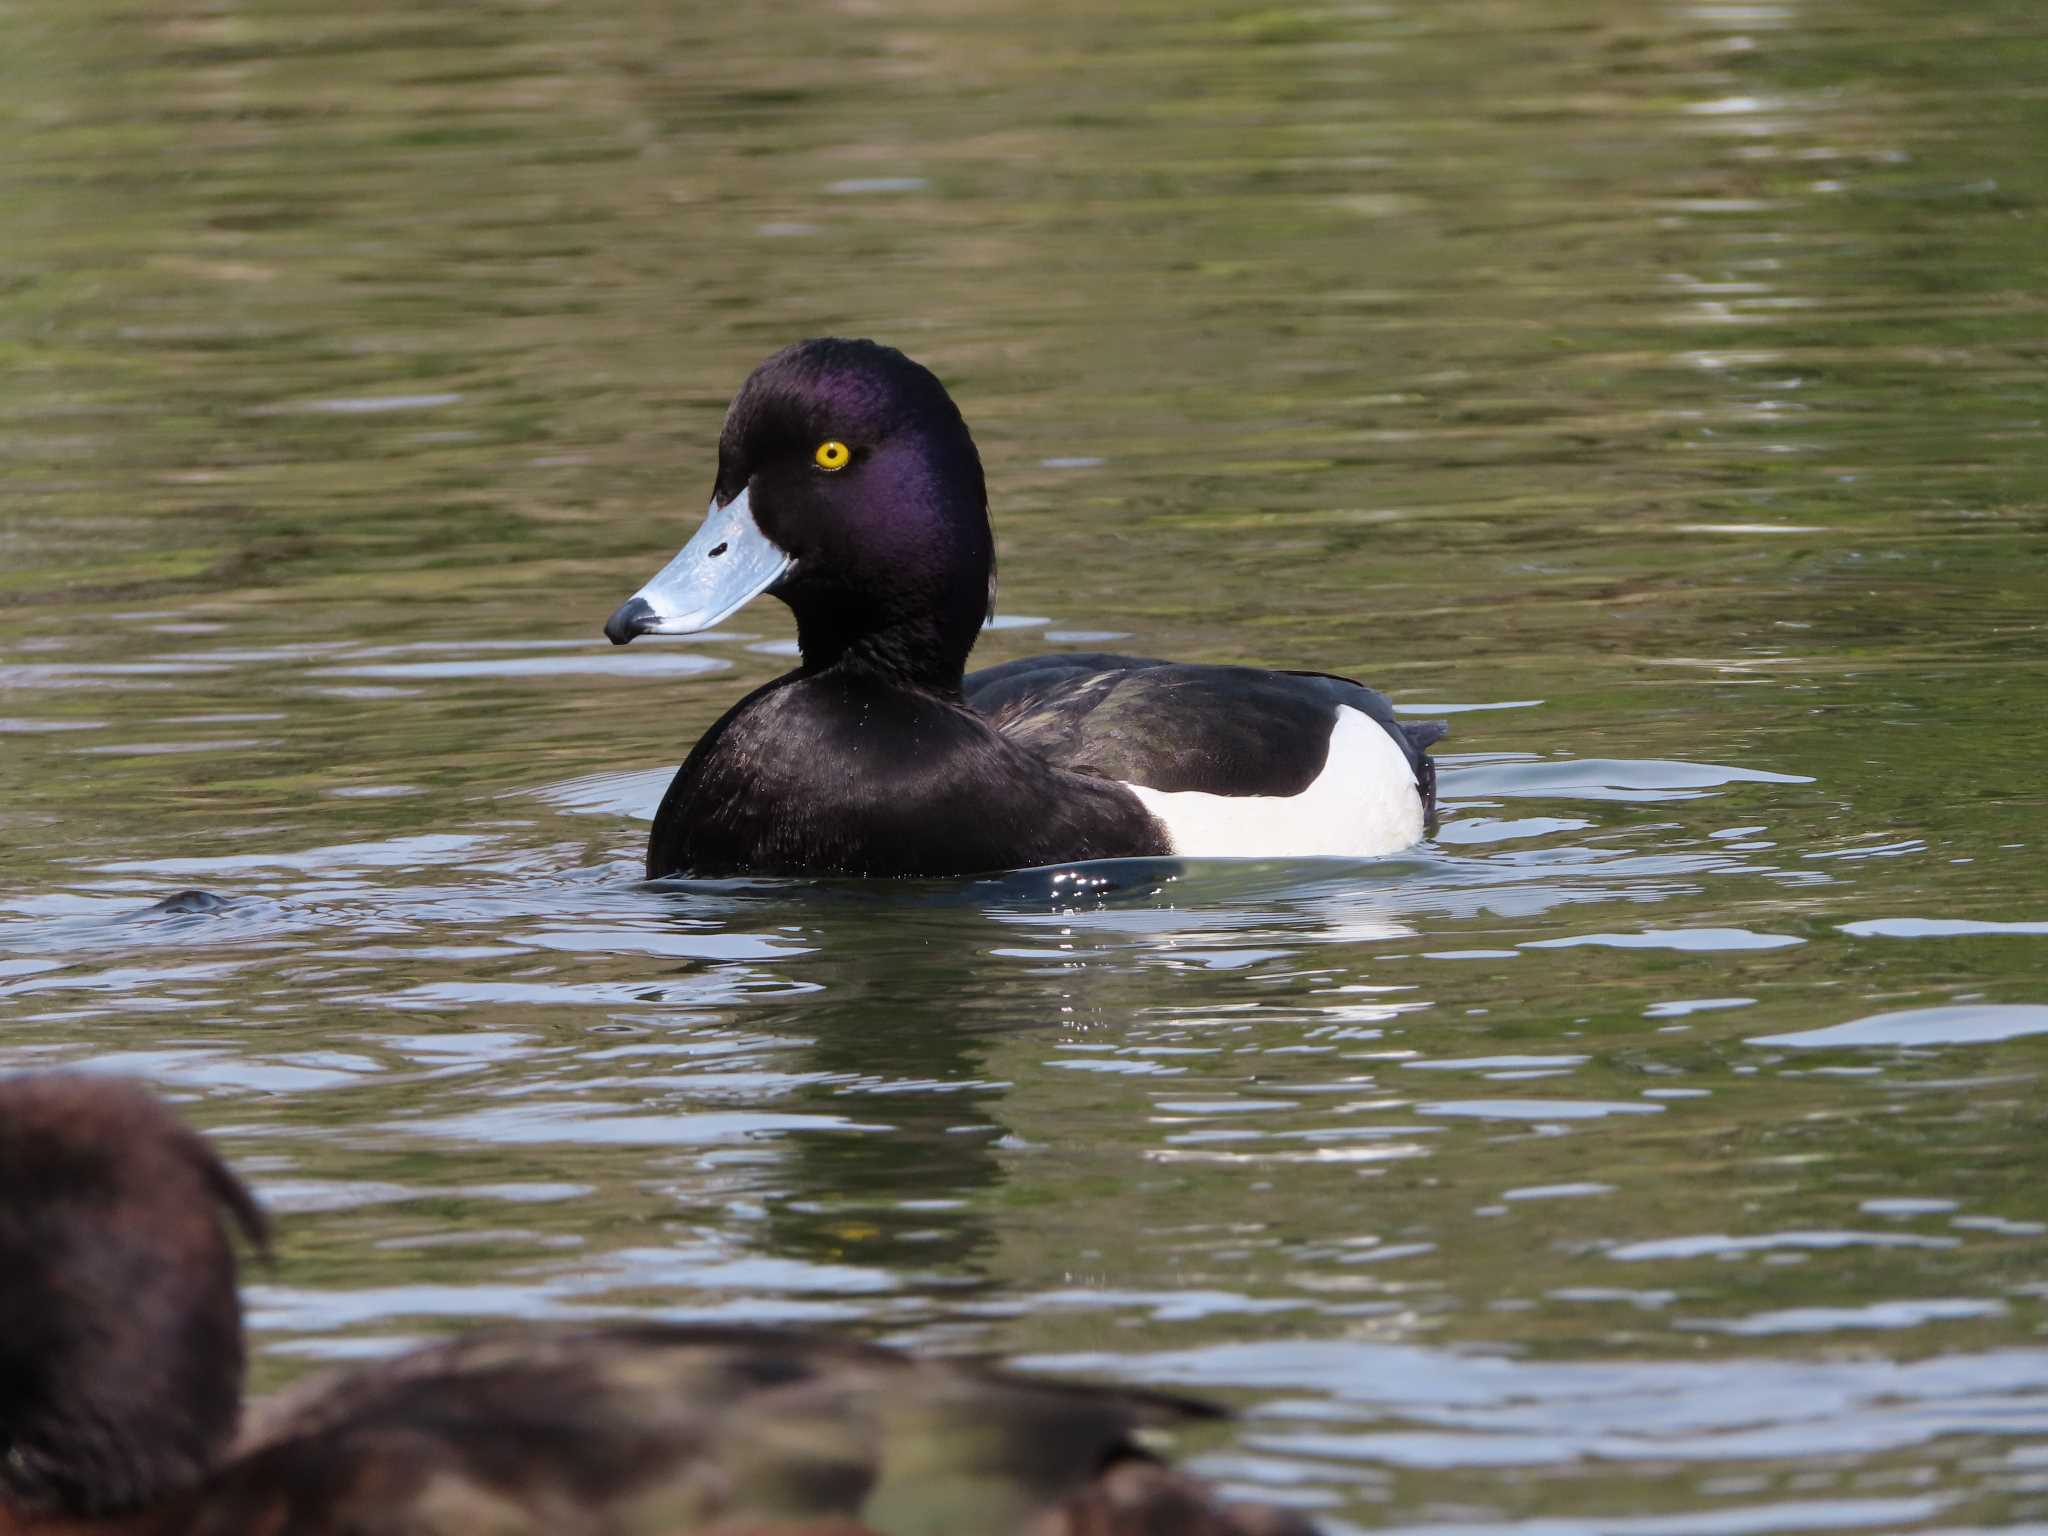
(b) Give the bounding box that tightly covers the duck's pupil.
[709,542,728,558]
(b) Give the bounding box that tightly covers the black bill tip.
[604,596,656,646]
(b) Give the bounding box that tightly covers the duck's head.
[605,338,995,685]
[0,1075,265,1520]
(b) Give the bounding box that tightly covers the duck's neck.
[792,603,974,696]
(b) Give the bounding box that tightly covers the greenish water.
[4,0,2047,1529]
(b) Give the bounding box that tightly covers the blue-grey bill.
[607,488,792,641]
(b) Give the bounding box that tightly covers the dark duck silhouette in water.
[0,1073,1316,1536]
[604,338,1443,879]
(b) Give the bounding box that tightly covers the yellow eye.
[814,440,851,471]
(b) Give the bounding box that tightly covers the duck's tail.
[1402,719,1448,823]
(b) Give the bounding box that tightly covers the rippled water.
[4,0,2047,1530]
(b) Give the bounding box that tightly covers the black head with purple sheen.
[720,339,995,682]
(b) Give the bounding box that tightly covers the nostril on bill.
[708,542,728,558]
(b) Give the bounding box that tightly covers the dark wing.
[204,1324,1305,1536]
[969,653,1441,808]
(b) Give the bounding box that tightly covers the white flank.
[1122,706,1424,858]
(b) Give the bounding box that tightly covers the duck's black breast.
[645,670,1169,879]
[968,652,1441,808]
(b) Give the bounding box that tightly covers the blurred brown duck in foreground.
[0,1074,1316,1536]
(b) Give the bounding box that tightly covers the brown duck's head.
[0,1075,267,1520]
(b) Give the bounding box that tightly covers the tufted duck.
[605,339,1442,879]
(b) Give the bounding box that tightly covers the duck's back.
[969,654,1442,857]
[200,1324,1312,1536]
